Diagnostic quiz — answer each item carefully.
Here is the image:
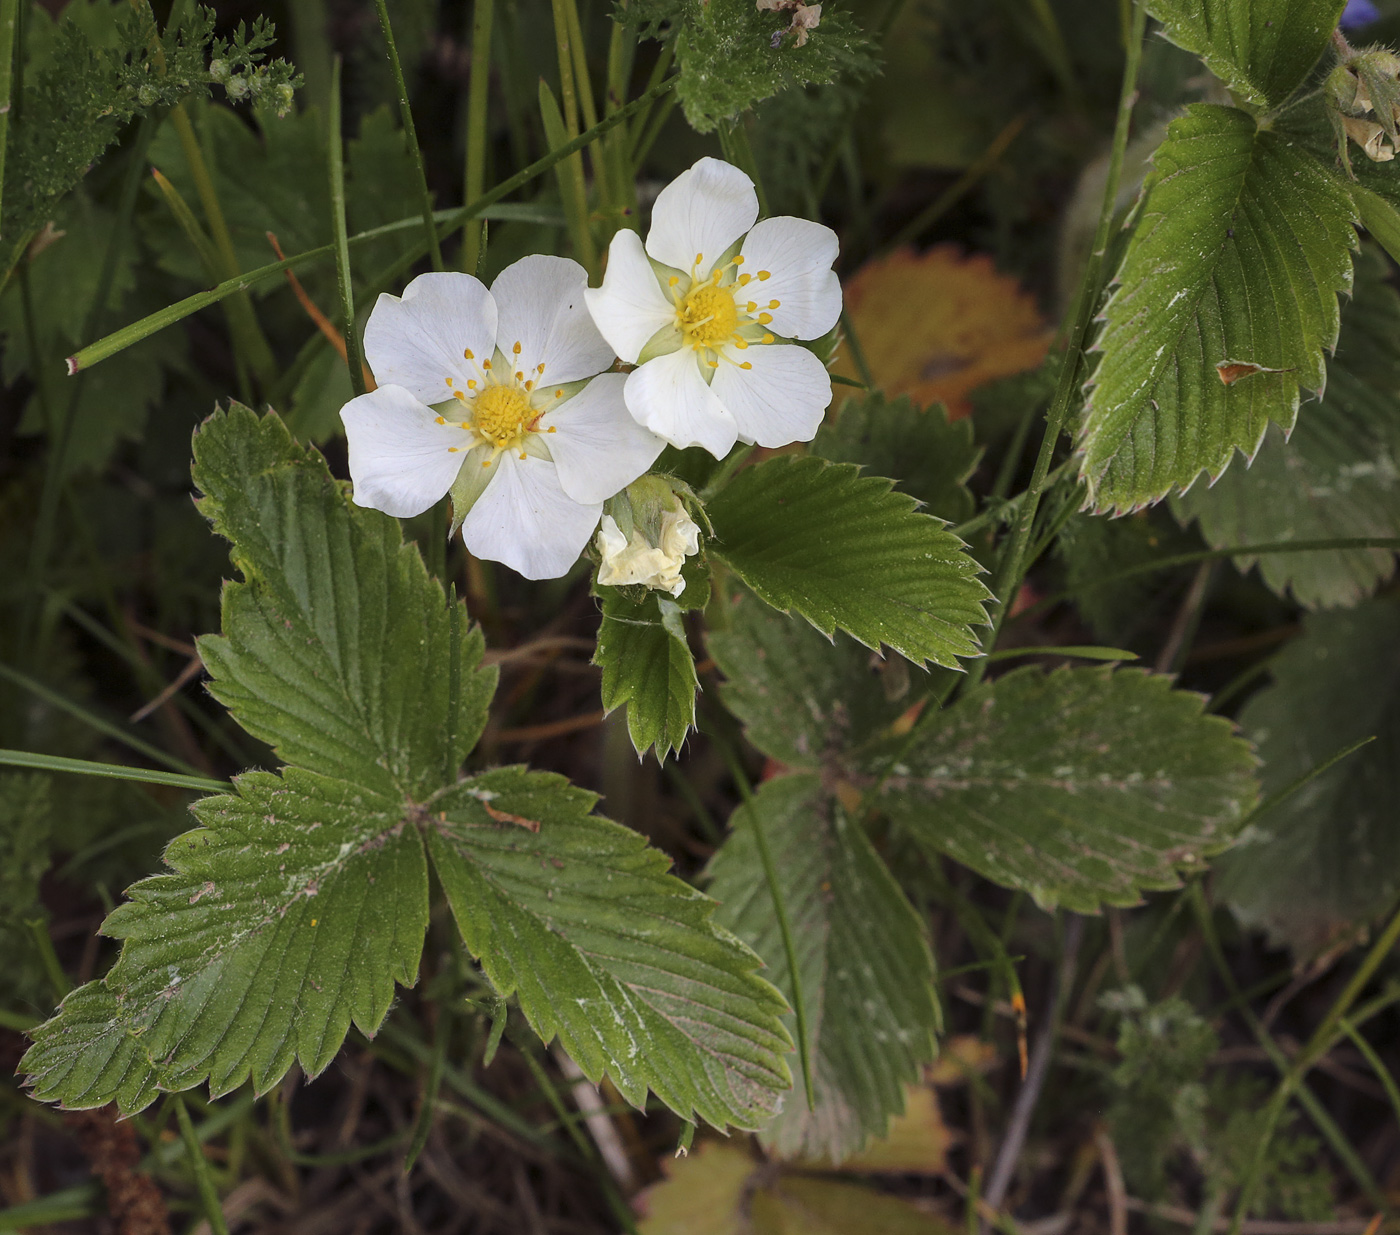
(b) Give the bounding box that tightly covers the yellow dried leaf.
[754,1176,958,1235]
[815,1085,953,1175]
[636,1142,754,1235]
[838,246,1051,417]
[928,1033,998,1085]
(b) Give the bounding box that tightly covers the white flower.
[595,502,701,597]
[340,255,666,580]
[584,157,842,459]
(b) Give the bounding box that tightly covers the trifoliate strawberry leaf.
[812,393,981,524]
[594,589,699,761]
[22,407,794,1132]
[1217,597,1400,955]
[706,774,939,1160]
[1079,105,1356,514]
[192,404,497,798]
[1143,0,1345,111]
[22,768,428,1111]
[1174,245,1400,608]
[872,667,1259,912]
[426,766,792,1131]
[707,590,913,773]
[705,456,990,668]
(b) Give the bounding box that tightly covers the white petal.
[625,348,738,458]
[585,229,676,364]
[645,157,759,275]
[491,254,615,384]
[711,342,833,448]
[362,272,498,405]
[539,373,666,505]
[739,216,842,340]
[341,385,471,518]
[461,452,601,580]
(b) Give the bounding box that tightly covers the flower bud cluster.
[1327,44,1400,171]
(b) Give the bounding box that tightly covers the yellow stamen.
[448,446,460,453]
[668,275,679,287]
[472,384,535,447]
[547,426,557,433]
[467,379,478,389]
[733,255,745,265]
[454,391,467,402]
[678,282,739,348]
[758,271,771,281]
[483,359,492,369]
[525,380,535,391]
[762,333,774,344]
[482,460,492,468]
[694,252,703,266]
[464,348,474,360]
[746,301,758,312]
[554,388,563,398]
[435,416,446,424]
[740,361,752,370]
[512,341,522,355]
[758,313,773,325]
[445,377,454,387]
[769,299,780,309]
[738,273,751,286]
[708,359,718,368]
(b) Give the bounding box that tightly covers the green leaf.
[23,406,793,1131]
[873,667,1259,912]
[1079,104,1356,514]
[191,405,497,799]
[22,768,428,1111]
[812,393,981,524]
[1173,245,1400,608]
[707,591,912,773]
[1352,183,1400,267]
[1217,597,1400,954]
[594,590,699,761]
[425,766,792,1131]
[1143,0,1345,110]
[707,774,939,1160]
[706,456,990,668]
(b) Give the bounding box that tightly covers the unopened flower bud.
[1343,114,1394,161]
[208,59,229,82]
[226,75,249,100]
[596,478,702,597]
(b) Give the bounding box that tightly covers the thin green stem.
[0,749,227,794]
[170,103,278,391]
[174,1096,230,1235]
[68,78,674,374]
[461,0,495,270]
[25,918,71,1001]
[329,57,366,397]
[0,0,19,239]
[374,0,445,272]
[1338,1016,1400,1127]
[604,0,637,218]
[0,662,208,778]
[965,0,1146,694]
[885,114,1028,253]
[716,739,816,1109]
[1016,537,1400,625]
[546,0,597,273]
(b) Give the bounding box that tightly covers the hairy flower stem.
[374,0,445,272]
[329,57,366,397]
[461,0,495,271]
[962,0,1146,696]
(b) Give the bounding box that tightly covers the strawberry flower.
[584,157,842,458]
[340,256,665,580]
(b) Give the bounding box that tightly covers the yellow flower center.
[473,383,534,446]
[678,282,739,348]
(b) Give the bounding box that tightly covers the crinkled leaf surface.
[873,667,1259,911]
[706,456,989,668]
[23,408,792,1130]
[192,406,496,798]
[1080,105,1356,514]
[708,590,911,773]
[428,766,790,1130]
[595,590,699,760]
[1144,0,1345,110]
[707,774,939,1160]
[1218,597,1400,955]
[812,392,981,524]
[23,769,429,1110]
[1174,246,1400,608]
